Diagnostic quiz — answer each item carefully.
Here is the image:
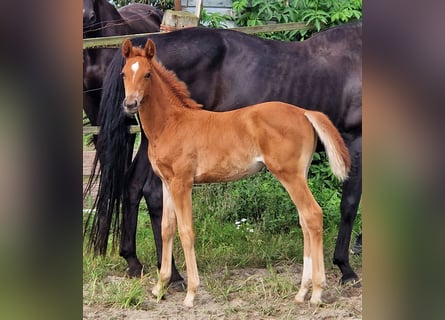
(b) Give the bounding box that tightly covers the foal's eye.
[120,72,126,79]
[144,73,151,79]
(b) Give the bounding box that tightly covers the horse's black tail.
[84,51,136,255]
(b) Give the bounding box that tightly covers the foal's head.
[121,38,156,115]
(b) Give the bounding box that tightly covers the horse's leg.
[143,168,185,284]
[164,179,199,307]
[294,215,312,302]
[295,218,312,302]
[333,136,362,283]
[152,183,177,299]
[271,166,325,304]
[120,145,147,277]
[288,178,325,304]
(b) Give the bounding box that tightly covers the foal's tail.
[304,111,351,181]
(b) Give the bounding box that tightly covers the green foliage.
[200,9,233,28]
[231,0,362,41]
[147,0,174,11]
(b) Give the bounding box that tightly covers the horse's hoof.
[295,287,308,303]
[341,277,362,288]
[294,295,305,304]
[126,268,143,278]
[310,297,323,305]
[152,284,166,302]
[183,294,194,307]
[126,264,144,278]
[168,279,187,292]
[340,273,359,286]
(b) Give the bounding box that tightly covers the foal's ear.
[122,39,133,58]
[145,39,156,59]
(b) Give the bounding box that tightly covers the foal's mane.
[132,46,203,110]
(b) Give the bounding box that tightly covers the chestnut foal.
[120,38,350,307]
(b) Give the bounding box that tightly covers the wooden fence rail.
[83,125,140,135]
[83,22,312,49]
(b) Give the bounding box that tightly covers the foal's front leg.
[168,179,199,307]
[152,183,177,299]
[152,180,199,307]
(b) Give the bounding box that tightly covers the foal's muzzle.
[123,98,139,115]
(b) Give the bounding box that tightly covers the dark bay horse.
[120,38,350,306]
[83,0,162,126]
[86,21,362,285]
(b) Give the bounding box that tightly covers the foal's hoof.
[183,294,195,308]
[309,297,323,305]
[152,284,166,302]
[294,295,305,304]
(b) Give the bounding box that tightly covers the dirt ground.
[83,266,362,319]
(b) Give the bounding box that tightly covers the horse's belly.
[194,157,264,183]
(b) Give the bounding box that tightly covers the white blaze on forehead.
[131,62,139,82]
[131,61,139,73]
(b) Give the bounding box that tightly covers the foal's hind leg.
[295,215,313,302]
[278,175,326,304]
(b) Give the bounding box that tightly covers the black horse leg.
[333,136,362,283]
[120,145,148,277]
[120,135,184,283]
[143,168,184,284]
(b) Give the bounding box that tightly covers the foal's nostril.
[89,11,96,22]
[123,99,138,114]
